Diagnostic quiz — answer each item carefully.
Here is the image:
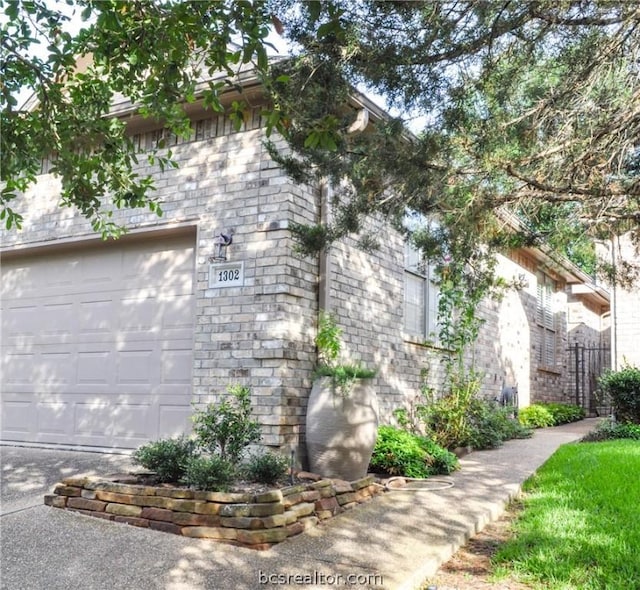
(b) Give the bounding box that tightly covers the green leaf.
[308,2,321,23]
[304,132,320,149]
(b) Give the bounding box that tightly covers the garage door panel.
[38,402,72,437]
[161,349,193,384]
[162,295,196,330]
[42,303,75,341]
[43,260,76,289]
[0,399,32,435]
[74,399,113,440]
[119,298,157,334]
[77,351,112,385]
[0,263,34,297]
[2,352,34,385]
[78,299,114,336]
[112,404,153,438]
[117,349,155,385]
[1,232,195,449]
[159,404,193,437]
[2,305,39,344]
[40,352,73,385]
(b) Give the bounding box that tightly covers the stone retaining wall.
[44,475,382,550]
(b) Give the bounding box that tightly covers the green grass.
[493,440,640,590]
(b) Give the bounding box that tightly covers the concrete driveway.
[1,446,135,516]
[1,421,598,590]
[0,445,385,590]
[0,446,273,590]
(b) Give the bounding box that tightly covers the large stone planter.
[306,376,379,480]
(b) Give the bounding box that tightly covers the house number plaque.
[208,261,244,288]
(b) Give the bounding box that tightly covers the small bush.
[182,455,236,491]
[244,451,289,484]
[420,436,460,475]
[192,384,262,462]
[539,402,586,425]
[582,420,640,442]
[131,436,196,483]
[369,425,458,478]
[466,399,532,449]
[598,366,640,423]
[518,404,555,429]
[518,402,585,429]
[501,415,535,441]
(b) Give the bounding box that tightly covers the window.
[404,242,439,341]
[536,272,557,367]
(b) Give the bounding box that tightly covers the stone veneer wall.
[44,475,382,550]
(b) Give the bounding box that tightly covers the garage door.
[1,232,196,449]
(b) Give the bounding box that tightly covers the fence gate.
[569,343,611,416]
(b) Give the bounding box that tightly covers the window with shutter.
[536,272,557,367]
[404,242,439,341]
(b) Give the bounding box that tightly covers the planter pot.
[305,376,379,480]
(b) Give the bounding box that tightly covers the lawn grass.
[493,439,640,590]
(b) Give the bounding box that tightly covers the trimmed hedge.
[518,402,585,429]
[539,402,586,425]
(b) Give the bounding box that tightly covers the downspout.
[318,180,332,313]
[318,108,367,312]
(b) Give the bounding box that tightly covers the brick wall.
[613,233,640,369]
[2,111,319,449]
[327,230,608,422]
[3,104,611,452]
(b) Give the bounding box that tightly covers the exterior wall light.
[210,231,234,262]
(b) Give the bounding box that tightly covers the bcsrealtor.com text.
[258,570,384,586]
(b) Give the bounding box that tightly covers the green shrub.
[369,425,459,478]
[420,372,481,449]
[582,420,640,442]
[131,436,196,483]
[598,366,640,423]
[518,404,555,428]
[539,402,586,425]
[313,313,377,396]
[182,455,236,491]
[243,451,289,484]
[395,376,532,450]
[466,399,532,449]
[517,402,585,429]
[420,436,460,475]
[192,384,262,462]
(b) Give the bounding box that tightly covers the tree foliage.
[1,0,275,235]
[268,0,640,279]
[2,0,639,282]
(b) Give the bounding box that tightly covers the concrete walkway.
[0,419,599,590]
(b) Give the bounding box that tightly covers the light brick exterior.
[611,233,640,369]
[2,96,613,457]
[2,108,320,449]
[321,220,610,420]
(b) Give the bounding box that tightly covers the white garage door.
[1,232,196,449]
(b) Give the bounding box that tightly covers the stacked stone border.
[44,475,383,550]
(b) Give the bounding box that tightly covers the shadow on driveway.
[1,445,135,515]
